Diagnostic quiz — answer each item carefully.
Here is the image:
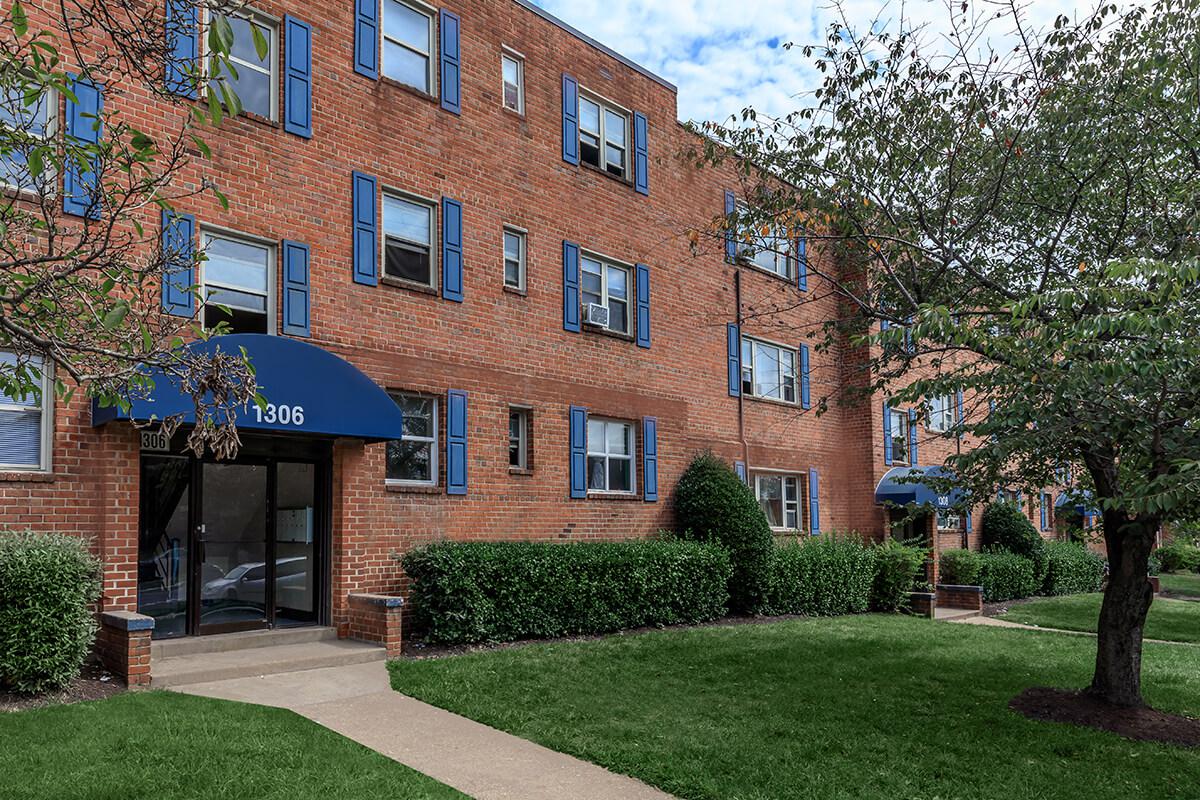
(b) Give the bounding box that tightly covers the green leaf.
[252,22,269,60]
[102,301,129,330]
[11,1,27,36]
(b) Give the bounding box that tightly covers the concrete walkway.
[175,661,675,800]
[949,614,1198,646]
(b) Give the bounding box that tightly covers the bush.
[0,531,101,693]
[939,549,983,586]
[401,540,732,645]
[978,549,1039,602]
[1041,541,1106,595]
[870,538,927,611]
[982,501,1048,582]
[675,453,774,613]
[763,535,876,616]
[1156,539,1200,573]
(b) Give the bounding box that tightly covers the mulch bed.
[1010,686,1200,747]
[0,661,124,713]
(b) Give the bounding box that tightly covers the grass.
[1160,571,1200,598]
[1000,593,1200,644]
[389,615,1200,800]
[0,691,465,800]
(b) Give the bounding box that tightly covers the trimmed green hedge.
[939,549,983,586]
[1041,541,1106,595]
[0,531,101,693]
[763,536,876,616]
[1156,540,1200,573]
[982,502,1048,582]
[402,540,732,645]
[978,549,1039,602]
[870,538,927,611]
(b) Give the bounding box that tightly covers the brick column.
[346,593,404,657]
[96,611,154,688]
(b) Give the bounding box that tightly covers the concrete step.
[152,626,338,660]
[934,607,982,621]
[152,639,387,688]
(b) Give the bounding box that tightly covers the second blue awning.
[875,466,965,509]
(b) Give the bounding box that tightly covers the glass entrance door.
[197,462,269,634]
[274,462,318,626]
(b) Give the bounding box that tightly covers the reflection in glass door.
[137,456,191,638]
[198,462,269,634]
[275,462,317,626]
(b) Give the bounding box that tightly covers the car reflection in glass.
[201,556,308,604]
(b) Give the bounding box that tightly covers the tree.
[693,0,1200,708]
[0,0,263,458]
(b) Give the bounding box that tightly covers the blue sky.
[532,1,1088,122]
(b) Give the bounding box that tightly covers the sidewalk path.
[950,614,1198,646]
[175,661,675,800]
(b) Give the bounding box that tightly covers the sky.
[531,1,1092,123]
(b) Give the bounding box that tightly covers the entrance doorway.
[137,437,331,639]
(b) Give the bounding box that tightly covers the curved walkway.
[949,614,1200,646]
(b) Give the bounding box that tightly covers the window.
[753,472,807,532]
[382,0,434,93]
[386,393,437,485]
[508,407,529,470]
[578,93,629,178]
[501,52,523,113]
[580,254,630,334]
[0,82,53,191]
[889,407,910,465]
[382,191,435,288]
[503,228,525,290]
[586,418,634,493]
[0,352,52,472]
[926,394,955,433]
[936,509,961,531]
[737,205,792,279]
[740,337,797,403]
[200,230,273,334]
[206,10,278,120]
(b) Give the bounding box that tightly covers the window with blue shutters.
[62,75,103,218]
[161,209,196,316]
[441,197,464,301]
[884,403,910,465]
[642,416,658,502]
[281,240,311,337]
[283,16,313,138]
[0,352,52,472]
[633,111,649,195]
[0,83,53,193]
[562,240,581,332]
[351,171,378,286]
[439,9,461,114]
[569,405,587,498]
[635,264,651,349]
[446,389,468,495]
[165,0,199,97]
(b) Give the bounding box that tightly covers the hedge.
[763,535,876,616]
[870,538,927,611]
[0,531,101,694]
[1041,541,1106,595]
[939,549,983,586]
[982,501,1048,582]
[978,549,1040,602]
[1156,539,1200,573]
[401,540,732,645]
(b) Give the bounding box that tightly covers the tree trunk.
[1088,511,1156,708]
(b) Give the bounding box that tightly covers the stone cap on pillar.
[348,592,404,608]
[100,610,156,631]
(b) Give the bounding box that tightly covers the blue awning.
[91,334,405,442]
[1055,491,1096,516]
[875,466,964,509]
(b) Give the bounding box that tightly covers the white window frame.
[577,90,630,179]
[889,408,910,466]
[926,394,955,434]
[736,203,793,280]
[0,353,53,473]
[381,188,437,290]
[380,0,437,95]
[500,49,524,114]
[936,509,961,531]
[740,336,798,404]
[0,81,56,195]
[386,392,439,487]
[502,226,526,291]
[201,7,280,121]
[580,252,632,335]
[198,226,276,335]
[586,417,636,495]
[751,470,808,533]
[508,405,529,470]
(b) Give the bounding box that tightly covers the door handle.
[195,524,207,563]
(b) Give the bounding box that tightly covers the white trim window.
[586,417,635,493]
[737,205,793,279]
[578,93,629,178]
[382,191,436,288]
[382,0,435,93]
[740,337,797,403]
[753,472,806,532]
[205,9,279,120]
[0,352,52,472]
[200,229,274,335]
[936,509,961,531]
[889,407,910,465]
[580,254,630,334]
[508,406,529,469]
[503,227,525,290]
[926,394,955,433]
[0,81,54,192]
[501,51,524,113]
[387,392,438,485]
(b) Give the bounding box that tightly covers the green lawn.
[389,615,1200,800]
[1160,571,1200,598]
[0,691,465,800]
[1000,593,1200,644]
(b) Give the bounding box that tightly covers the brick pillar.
[98,427,140,613]
[96,611,155,688]
[346,593,404,657]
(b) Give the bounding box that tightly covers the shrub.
[401,540,732,645]
[0,531,101,694]
[939,549,983,586]
[675,453,774,613]
[982,501,1048,582]
[978,549,1039,602]
[763,535,876,616]
[870,538,927,611]
[1041,541,1106,596]
[1155,539,1200,573]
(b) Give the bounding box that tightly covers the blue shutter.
[955,390,964,437]
[281,240,311,337]
[562,74,579,164]
[283,16,313,138]
[882,402,893,465]
[635,263,651,349]
[165,0,198,97]
[809,468,821,534]
[642,416,658,502]
[439,9,461,114]
[908,408,919,464]
[63,75,103,219]
[734,460,747,483]
[446,390,468,495]
[966,509,973,532]
[799,343,811,409]
[633,111,649,195]
[881,319,891,332]
[161,210,195,316]
[441,197,464,302]
[795,234,807,291]
[354,0,379,79]
[562,240,580,332]
[724,190,737,262]
[1040,494,1049,530]
[351,171,377,286]
[727,323,741,397]
[569,406,587,498]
